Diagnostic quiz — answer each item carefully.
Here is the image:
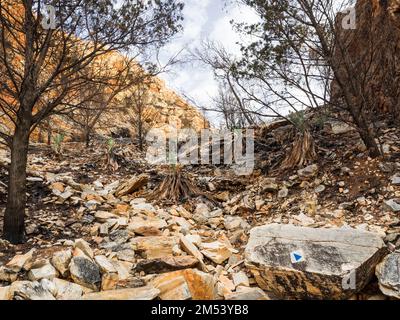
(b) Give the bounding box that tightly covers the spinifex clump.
[147,165,213,203]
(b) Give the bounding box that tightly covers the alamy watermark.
[41,5,57,30]
[341,6,356,30]
[145,128,255,176]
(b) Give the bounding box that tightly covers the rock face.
[376,251,400,299]
[245,224,387,299]
[331,0,400,119]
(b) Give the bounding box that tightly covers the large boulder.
[245,224,387,299]
[376,251,400,299]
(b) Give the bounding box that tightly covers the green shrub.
[288,110,307,133]
[52,133,65,155]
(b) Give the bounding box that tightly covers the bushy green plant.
[107,138,115,154]
[288,110,307,133]
[52,133,65,155]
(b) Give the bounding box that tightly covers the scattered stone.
[153,275,191,300]
[314,185,326,193]
[69,256,101,290]
[115,174,149,197]
[131,202,156,213]
[201,241,232,264]
[261,179,279,193]
[217,275,235,296]
[56,190,74,202]
[0,286,11,300]
[391,174,400,186]
[74,239,94,259]
[132,236,179,259]
[184,234,202,247]
[94,255,117,274]
[116,249,136,263]
[28,263,58,281]
[179,234,206,271]
[109,229,130,244]
[232,271,250,288]
[339,202,353,210]
[50,250,72,277]
[384,199,400,212]
[294,213,315,226]
[135,256,199,274]
[99,223,109,236]
[0,266,17,282]
[51,182,65,193]
[367,294,387,300]
[376,251,400,299]
[9,280,55,300]
[82,286,159,300]
[53,278,84,300]
[95,211,118,223]
[101,272,119,291]
[327,121,354,135]
[26,224,38,235]
[245,224,387,299]
[171,216,192,231]
[224,216,249,231]
[215,191,230,202]
[6,249,35,273]
[193,203,210,224]
[297,164,318,180]
[152,269,216,300]
[278,187,289,198]
[128,216,167,236]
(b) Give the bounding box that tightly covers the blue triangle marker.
[294,253,302,261]
[290,250,305,263]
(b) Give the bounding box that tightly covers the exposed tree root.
[280,129,317,170]
[147,166,214,203]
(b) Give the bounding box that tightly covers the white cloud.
[157,0,258,126]
[209,5,259,56]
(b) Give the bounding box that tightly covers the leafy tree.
[0,0,184,243]
[234,0,382,160]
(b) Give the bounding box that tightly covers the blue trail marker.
[290,250,305,264]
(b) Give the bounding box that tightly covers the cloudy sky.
[156,0,259,126]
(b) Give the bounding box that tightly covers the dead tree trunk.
[354,113,381,157]
[84,127,91,148]
[137,116,143,152]
[46,118,51,146]
[3,115,31,243]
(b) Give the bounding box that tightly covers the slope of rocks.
[1,115,400,300]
